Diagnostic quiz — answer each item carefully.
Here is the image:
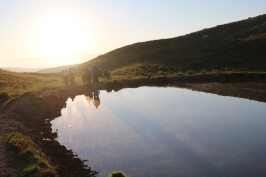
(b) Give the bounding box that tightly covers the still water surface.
[51,87,266,177]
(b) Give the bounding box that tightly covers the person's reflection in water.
[93,90,100,109]
[70,94,76,101]
[84,90,93,104]
[86,96,92,103]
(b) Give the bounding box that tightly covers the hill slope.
[76,14,266,78]
[0,68,63,107]
[37,64,78,73]
[0,67,44,73]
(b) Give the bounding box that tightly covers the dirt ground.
[0,107,27,176]
[0,86,97,177]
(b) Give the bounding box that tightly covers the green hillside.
[76,14,266,78]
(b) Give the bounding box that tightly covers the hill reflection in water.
[52,87,266,177]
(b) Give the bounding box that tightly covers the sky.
[0,0,265,68]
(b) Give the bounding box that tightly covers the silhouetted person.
[82,69,86,84]
[82,68,92,84]
[106,70,111,79]
[87,68,92,83]
[103,70,111,79]
[63,73,69,86]
[69,70,75,85]
[92,65,99,83]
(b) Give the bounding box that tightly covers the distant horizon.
[0,52,101,68]
[1,0,266,68]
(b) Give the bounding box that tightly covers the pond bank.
[0,88,98,176]
[119,73,266,87]
[84,73,266,103]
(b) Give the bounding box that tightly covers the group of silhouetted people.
[63,69,75,86]
[63,65,110,86]
[62,66,104,109]
[82,65,101,84]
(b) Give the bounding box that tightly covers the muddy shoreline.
[5,86,98,176]
[1,74,266,177]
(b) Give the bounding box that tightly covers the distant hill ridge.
[0,67,44,73]
[76,14,266,77]
[37,64,78,73]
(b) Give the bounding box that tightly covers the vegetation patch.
[0,91,9,101]
[108,170,128,177]
[0,69,63,106]
[29,92,45,100]
[1,97,18,109]
[7,132,57,177]
[50,130,58,138]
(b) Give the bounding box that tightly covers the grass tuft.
[7,132,57,177]
[108,170,128,177]
[23,164,41,176]
[51,131,58,138]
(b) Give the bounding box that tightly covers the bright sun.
[35,12,90,59]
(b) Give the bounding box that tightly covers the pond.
[51,86,266,177]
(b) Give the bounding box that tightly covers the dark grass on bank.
[7,132,57,177]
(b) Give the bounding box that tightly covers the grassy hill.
[76,14,266,79]
[1,14,266,106]
[0,68,63,107]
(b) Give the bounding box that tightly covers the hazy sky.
[0,0,265,67]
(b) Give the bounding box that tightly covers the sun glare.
[35,12,90,59]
